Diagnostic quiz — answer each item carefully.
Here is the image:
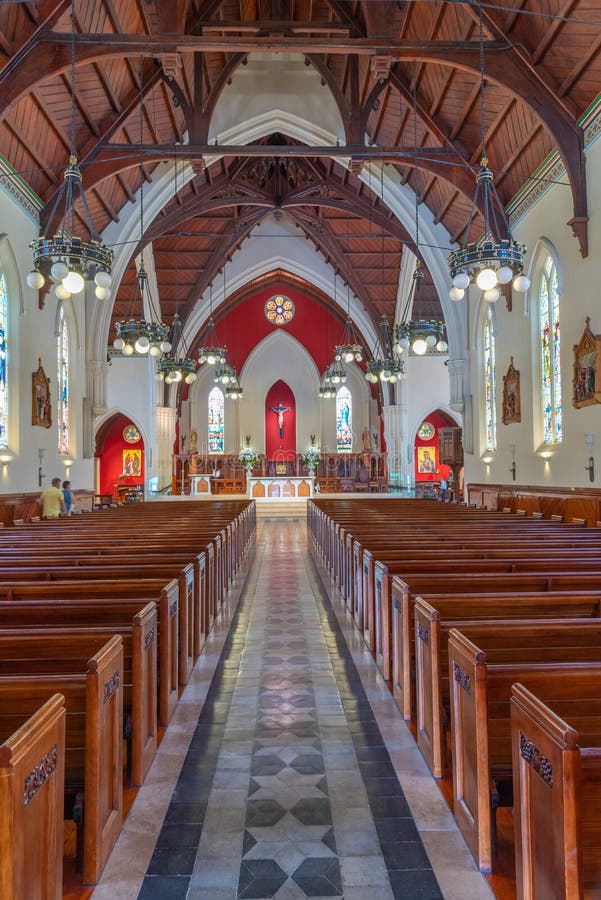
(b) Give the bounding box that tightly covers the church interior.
[0,1,601,898]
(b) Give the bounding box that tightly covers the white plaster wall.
[0,184,97,493]
[465,132,601,489]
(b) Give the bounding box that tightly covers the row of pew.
[0,499,256,899]
[308,497,601,899]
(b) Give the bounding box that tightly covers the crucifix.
[271,402,291,438]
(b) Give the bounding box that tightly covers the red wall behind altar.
[414,411,453,482]
[265,381,296,459]
[97,415,144,496]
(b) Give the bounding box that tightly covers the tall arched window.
[539,254,562,444]
[0,271,8,449]
[208,386,224,453]
[336,386,352,453]
[57,304,70,454]
[483,308,497,452]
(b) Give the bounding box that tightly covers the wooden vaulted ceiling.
[0,0,598,348]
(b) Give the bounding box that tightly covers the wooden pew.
[0,694,66,900]
[413,594,601,777]
[0,603,157,786]
[391,572,601,721]
[447,622,601,873]
[0,579,179,727]
[0,635,123,884]
[511,682,601,899]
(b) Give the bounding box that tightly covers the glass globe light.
[62,271,85,294]
[365,372,374,383]
[185,372,197,384]
[344,352,354,363]
[335,351,341,361]
[496,266,513,285]
[483,287,500,303]
[95,271,112,289]
[135,336,150,353]
[412,338,428,355]
[220,354,226,364]
[155,372,164,381]
[437,339,448,352]
[149,345,161,357]
[513,274,531,293]
[159,340,171,353]
[164,375,173,384]
[95,286,109,300]
[198,353,207,363]
[220,374,229,384]
[453,271,470,290]
[355,351,363,361]
[380,371,390,382]
[122,343,134,356]
[171,370,182,382]
[55,284,72,300]
[389,374,398,384]
[426,334,437,347]
[113,337,124,351]
[393,342,402,355]
[341,374,347,383]
[449,286,464,302]
[476,268,497,291]
[332,374,340,384]
[51,261,69,281]
[399,336,410,349]
[26,270,45,289]
[207,353,216,365]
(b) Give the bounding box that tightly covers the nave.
[91,519,492,900]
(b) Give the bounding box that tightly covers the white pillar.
[155,406,177,491]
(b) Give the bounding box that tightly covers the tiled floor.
[92,520,493,900]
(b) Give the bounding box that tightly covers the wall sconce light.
[539,450,553,460]
[62,457,74,476]
[482,456,493,464]
[0,452,14,466]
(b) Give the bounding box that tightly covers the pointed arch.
[538,253,562,445]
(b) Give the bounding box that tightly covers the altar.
[248,476,314,500]
[190,474,212,495]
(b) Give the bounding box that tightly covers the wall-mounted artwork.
[122,448,142,477]
[502,357,521,424]
[573,317,601,408]
[32,358,51,428]
[417,446,436,473]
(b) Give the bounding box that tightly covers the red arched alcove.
[265,381,296,460]
[95,414,145,497]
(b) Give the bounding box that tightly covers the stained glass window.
[336,386,352,453]
[483,309,497,452]
[539,255,562,443]
[0,273,8,449]
[57,304,70,454]
[208,386,224,453]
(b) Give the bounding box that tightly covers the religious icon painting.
[32,358,52,428]
[264,295,295,326]
[417,445,436,473]
[122,448,142,477]
[502,357,521,424]
[572,317,601,408]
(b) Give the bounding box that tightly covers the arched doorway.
[414,409,463,500]
[265,380,296,470]
[95,413,145,503]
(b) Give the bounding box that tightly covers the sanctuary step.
[255,499,308,519]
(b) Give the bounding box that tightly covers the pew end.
[0,694,66,900]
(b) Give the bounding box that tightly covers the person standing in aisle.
[62,479,73,515]
[40,477,66,518]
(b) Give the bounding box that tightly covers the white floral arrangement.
[302,446,321,469]
[239,448,260,469]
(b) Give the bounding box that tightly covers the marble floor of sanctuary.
[91,519,494,900]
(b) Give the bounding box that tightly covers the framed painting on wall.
[573,317,601,408]
[122,448,142,477]
[417,446,436,473]
[32,358,51,428]
[502,357,521,424]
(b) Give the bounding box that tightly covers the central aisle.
[93,519,492,900]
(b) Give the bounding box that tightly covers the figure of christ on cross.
[271,402,291,438]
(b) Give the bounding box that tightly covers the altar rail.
[466,483,601,526]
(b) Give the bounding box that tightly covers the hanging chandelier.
[27,4,112,298]
[319,358,348,398]
[365,316,404,383]
[156,314,197,385]
[447,10,529,303]
[113,262,170,356]
[394,267,448,356]
[197,318,227,366]
[335,320,363,364]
